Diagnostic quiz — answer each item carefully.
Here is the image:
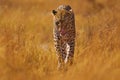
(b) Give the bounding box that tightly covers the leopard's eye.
[55,21,60,25]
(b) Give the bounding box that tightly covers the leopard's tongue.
[60,28,66,35]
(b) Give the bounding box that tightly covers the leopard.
[52,5,76,70]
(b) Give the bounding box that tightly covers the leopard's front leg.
[65,40,75,65]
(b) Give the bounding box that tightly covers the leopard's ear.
[66,5,72,12]
[69,9,73,12]
[52,10,57,15]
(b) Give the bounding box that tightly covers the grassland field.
[0,0,120,80]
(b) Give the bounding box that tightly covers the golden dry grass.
[0,0,120,80]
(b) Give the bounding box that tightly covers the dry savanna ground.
[0,0,120,80]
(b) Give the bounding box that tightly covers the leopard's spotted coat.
[52,5,75,69]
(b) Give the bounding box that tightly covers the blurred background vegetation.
[0,0,120,80]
